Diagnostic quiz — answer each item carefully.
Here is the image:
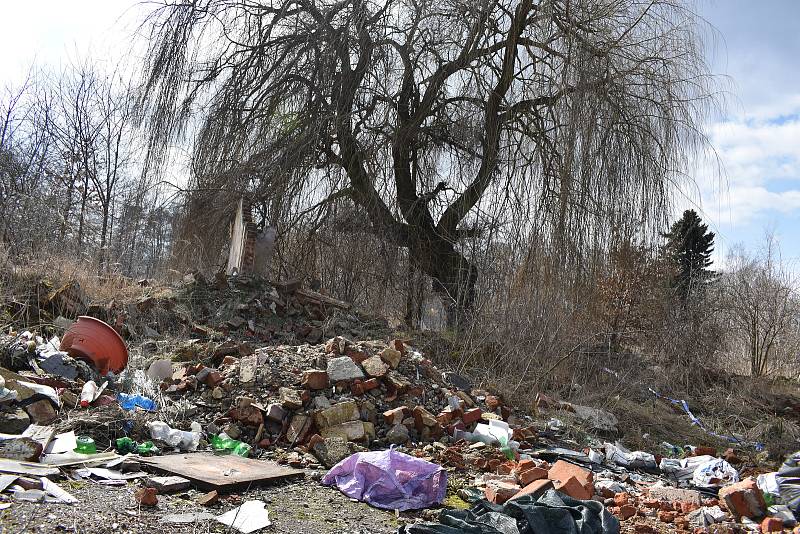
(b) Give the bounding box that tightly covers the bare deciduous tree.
[140,0,714,326]
[724,238,800,377]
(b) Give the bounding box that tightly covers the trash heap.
[4,276,800,534]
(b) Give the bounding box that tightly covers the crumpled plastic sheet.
[659,455,738,488]
[321,448,446,511]
[777,451,800,513]
[603,442,656,470]
[401,489,620,534]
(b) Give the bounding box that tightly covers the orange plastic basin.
[60,316,129,375]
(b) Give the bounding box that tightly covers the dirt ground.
[0,474,401,534]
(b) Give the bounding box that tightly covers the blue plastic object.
[117,393,157,411]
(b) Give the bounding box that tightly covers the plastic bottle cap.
[80,400,89,408]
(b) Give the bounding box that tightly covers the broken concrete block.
[384,371,411,392]
[279,387,303,410]
[412,406,438,432]
[326,357,364,382]
[312,437,350,467]
[648,486,702,504]
[0,437,43,461]
[361,355,389,378]
[313,400,359,429]
[286,414,311,444]
[380,347,402,369]
[265,403,286,422]
[0,407,31,434]
[320,420,374,442]
[718,478,766,519]
[386,424,410,445]
[149,476,190,493]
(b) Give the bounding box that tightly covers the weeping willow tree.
[139,0,714,326]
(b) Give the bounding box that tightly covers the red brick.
[634,524,655,534]
[548,460,593,496]
[496,461,515,475]
[511,478,554,500]
[614,492,630,506]
[658,511,677,523]
[618,505,637,520]
[554,476,592,500]
[485,481,520,504]
[462,408,483,424]
[436,411,453,425]
[383,407,408,425]
[517,467,548,486]
[679,502,700,514]
[135,487,158,506]
[301,370,329,390]
[718,478,766,519]
[690,446,716,457]
[761,517,783,532]
[362,378,379,391]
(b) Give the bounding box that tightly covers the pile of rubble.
[4,276,800,533]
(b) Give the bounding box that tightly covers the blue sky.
[1,1,798,270]
[688,0,800,268]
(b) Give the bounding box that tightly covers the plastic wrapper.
[322,448,446,511]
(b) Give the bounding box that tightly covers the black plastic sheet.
[401,489,619,534]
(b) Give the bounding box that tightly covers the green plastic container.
[137,441,158,456]
[74,436,97,454]
[115,437,137,454]
[211,435,251,457]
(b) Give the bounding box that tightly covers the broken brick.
[485,480,520,504]
[761,517,783,532]
[301,370,329,390]
[554,476,592,500]
[517,467,548,486]
[511,479,554,501]
[135,487,158,507]
[718,478,765,519]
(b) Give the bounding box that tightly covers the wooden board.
[139,453,303,492]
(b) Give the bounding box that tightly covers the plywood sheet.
[140,453,303,491]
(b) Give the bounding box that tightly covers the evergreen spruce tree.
[664,209,716,300]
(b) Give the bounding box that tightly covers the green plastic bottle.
[74,436,97,454]
[137,441,158,456]
[115,437,137,454]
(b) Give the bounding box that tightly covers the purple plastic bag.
[322,448,447,510]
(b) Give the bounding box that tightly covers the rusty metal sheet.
[139,453,303,491]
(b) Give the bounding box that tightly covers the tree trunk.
[407,231,477,329]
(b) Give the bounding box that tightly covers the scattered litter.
[160,512,215,524]
[604,442,657,470]
[216,500,272,533]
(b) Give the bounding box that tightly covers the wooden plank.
[139,453,303,492]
